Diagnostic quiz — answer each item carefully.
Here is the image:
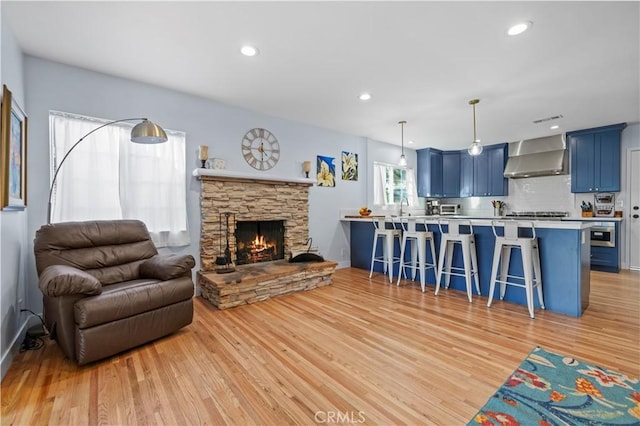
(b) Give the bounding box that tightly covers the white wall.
[1,12,29,379]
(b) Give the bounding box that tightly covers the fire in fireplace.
[236,220,285,265]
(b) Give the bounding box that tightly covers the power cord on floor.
[19,309,48,352]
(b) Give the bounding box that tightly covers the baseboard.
[1,317,29,380]
[336,260,351,269]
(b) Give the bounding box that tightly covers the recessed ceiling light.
[508,21,532,36]
[550,125,560,130]
[359,93,372,101]
[408,140,414,145]
[240,45,259,57]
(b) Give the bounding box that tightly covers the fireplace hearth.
[236,220,285,265]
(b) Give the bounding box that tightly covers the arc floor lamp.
[47,118,168,224]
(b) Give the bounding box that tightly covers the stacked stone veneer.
[199,176,312,271]
[198,260,337,309]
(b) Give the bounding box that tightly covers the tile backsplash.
[443,175,614,218]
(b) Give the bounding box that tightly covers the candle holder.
[199,145,209,169]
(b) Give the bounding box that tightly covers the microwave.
[439,204,461,215]
[591,224,615,247]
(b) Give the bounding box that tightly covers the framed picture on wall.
[1,84,28,210]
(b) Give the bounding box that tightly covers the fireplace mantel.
[193,168,314,186]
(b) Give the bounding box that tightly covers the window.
[49,111,189,247]
[373,162,419,207]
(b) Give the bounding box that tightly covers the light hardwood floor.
[2,268,639,425]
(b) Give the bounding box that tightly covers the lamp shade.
[131,119,168,144]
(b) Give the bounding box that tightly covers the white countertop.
[340,214,594,230]
[562,216,623,222]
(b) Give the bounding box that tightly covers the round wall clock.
[241,128,280,171]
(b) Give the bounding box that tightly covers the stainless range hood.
[503,134,568,178]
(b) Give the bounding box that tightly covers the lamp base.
[201,160,207,168]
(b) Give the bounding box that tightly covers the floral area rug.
[469,346,640,425]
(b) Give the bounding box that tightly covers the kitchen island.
[343,216,592,317]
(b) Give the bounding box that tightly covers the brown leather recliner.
[34,219,195,365]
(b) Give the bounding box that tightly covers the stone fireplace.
[197,173,312,271]
[195,170,337,309]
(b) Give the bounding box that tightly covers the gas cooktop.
[504,211,569,219]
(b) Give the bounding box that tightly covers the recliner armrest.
[139,254,195,281]
[39,265,102,297]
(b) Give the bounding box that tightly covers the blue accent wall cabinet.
[568,123,626,193]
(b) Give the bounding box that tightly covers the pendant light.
[398,120,407,166]
[467,99,483,156]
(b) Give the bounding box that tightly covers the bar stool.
[397,218,437,292]
[369,217,402,283]
[435,219,480,303]
[487,220,545,319]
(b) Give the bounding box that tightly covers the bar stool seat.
[435,219,480,302]
[369,217,402,283]
[397,218,437,292]
[487,220,545,319]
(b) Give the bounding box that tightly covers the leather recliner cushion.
[39,264,102,297]
[34,220,158,284]
[74,276,194,329]
[139,254,196,281]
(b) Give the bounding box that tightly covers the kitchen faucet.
[399,197,409,216]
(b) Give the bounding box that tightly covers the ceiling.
[3,1,639,150]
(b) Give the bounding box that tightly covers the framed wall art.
[316,155,335,187]
[1,84,28,210]
[341,151,358,181]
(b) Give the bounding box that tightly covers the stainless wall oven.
[591,224,615,247]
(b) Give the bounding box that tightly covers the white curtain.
[49,111,190,247]
[373,162,388,205]
[405,169,420,206]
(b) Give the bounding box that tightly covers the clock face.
[241,128,280,170]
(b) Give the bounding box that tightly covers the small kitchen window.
[373,162,419,207]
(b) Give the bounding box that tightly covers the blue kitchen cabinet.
[471,143,508,197]
[417,148,443,197]
[568,123,626,193]
[422,143,506,198]
[590,222,620,273]
[459,152,474,197]
[442,151,461,197]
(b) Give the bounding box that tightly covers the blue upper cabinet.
[419,144,506,198]
[459,153,474,197]
[417,148,444,197]
[470,143,508,197]
[568,123,626,193]
[442,151,461,197]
